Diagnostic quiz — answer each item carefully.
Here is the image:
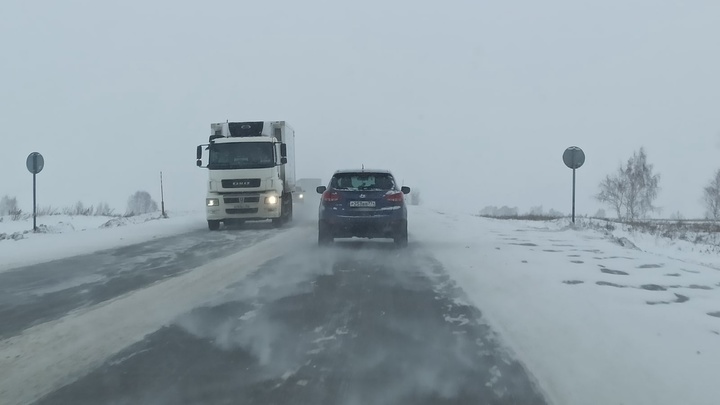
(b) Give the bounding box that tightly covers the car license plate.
[350,200,376,208]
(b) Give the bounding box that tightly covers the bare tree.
[0,195,18,216]
[547,208,564,217]
[497,206,518,217]
[94,202,115,216]
[703,169,720,221]
[64,201,94,216]
[626,148,660,220]
[596,147,660,221]
[528,205,544,216]
[596,175,625,219]
[126,191,158,216]
[479,206,498,216]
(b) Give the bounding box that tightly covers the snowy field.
[413,207,720,405]
[0,211,206,272]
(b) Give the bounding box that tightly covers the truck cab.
[196,121,296,230]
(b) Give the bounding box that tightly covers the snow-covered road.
[1,206,719,404]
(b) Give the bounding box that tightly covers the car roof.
[333,169,393,175]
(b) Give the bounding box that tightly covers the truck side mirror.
[280,157,288,164]
[196,159,202,167]
[316,186,327,194]
[196,145,202,160]
[401,186,411,194]
[280,143,287,158]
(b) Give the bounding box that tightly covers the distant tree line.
[479,205,564,218]
[0,191,159,222]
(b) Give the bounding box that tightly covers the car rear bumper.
[320,216,406,238]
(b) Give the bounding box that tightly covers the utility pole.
[160,171,167,218]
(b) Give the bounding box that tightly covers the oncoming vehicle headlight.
[299,194,304,199]
[265,196,278,205]
[206,198,220,207]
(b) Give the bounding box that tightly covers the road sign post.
[26,152,45,232]
[562,147,585,223]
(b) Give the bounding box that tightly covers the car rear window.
[330,173,396,190]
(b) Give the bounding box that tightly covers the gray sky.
[2,0,719,217]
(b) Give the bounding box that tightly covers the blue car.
[316,169,410,246]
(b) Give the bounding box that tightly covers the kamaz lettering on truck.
[196,121,296,230]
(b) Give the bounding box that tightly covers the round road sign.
[26,152,45,174]
[563,146,585,169]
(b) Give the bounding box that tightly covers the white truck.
[196,121,296,230]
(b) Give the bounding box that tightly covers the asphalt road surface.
[1,206,548,405]
[0,225,279,340]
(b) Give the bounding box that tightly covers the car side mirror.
[316,186,327,194]
[401,186,411,195]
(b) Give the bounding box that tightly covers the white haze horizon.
[2,1,719,218]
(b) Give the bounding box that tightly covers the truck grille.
[226,208,258,215]
[223,196,260,204]
[222,179,261,188]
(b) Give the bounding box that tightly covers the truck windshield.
[208,142,275,170]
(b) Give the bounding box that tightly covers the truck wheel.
[208,220,220,231]
[287,199,293,223]
[393,223,408,247]
[318,223,333,245]
[272,205,284,227]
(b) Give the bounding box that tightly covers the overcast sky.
[2,0,719,217]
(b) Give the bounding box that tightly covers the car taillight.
[385,192,404,202]
[322,191,341,202]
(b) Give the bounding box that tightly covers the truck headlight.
[206,198,220,207]
[299,194,304,199]
[265,196,278,205]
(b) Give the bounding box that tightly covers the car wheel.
[208,220,220,231]
[394,223,408,247]
[318,223,333,245]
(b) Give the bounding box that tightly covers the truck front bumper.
[206,192,282,221]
